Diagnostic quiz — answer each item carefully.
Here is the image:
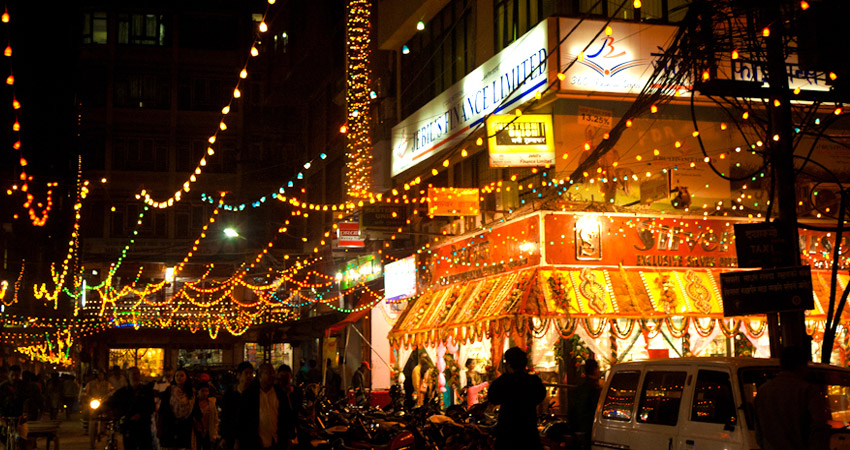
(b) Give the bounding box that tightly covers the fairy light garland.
[136,2,277,209]
[16,329,74,366]
[344,0,373,198]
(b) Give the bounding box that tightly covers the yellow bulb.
[762,27,770,37]
[207,147,215,155]
[431,168,438,176]
[605,26,613,36]
[239,69,247,79]
[233,88,241,98]
[476,137,483,146]
[442,159,449,167]
[219,121,227,131]
[742,111,749,119]
[259,22,268,33]
[1,12,9,23]
[557,73,565,80]
[251,46,259,57]
[222,105,230,114]
[731,49,739,60]
[650,104,657,113]
[461,149,468,157]
[633,0,642,7]
[793,87,801,95]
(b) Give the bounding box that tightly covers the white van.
[591,357,850,450]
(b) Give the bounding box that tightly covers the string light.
[344,0,374,198]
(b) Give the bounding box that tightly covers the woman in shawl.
[158,368,195,450]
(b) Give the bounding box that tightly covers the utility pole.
[764,1,807,355]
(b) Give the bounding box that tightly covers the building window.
[117,13,167,46]
[82,12,107,44]
[494,0,546,52]
[114,74,171,109]
[177,77,230,111]
[112,136,169,171]
[400,0,474,118]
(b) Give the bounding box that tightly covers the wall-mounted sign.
[486,114,555,167]
[361,204,407,229]
[425,214,541,285]
[544,213,739,268]
[340,254,381,290]
[558,18,681,95]
[384,255,417,301]
[337,222,364,248]
[720,266,814,316]
[391,19,550,177]
[428,187,480,216]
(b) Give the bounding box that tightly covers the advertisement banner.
[337,222,365,248]
[486,114,556,167]
[384,255,417,301]
[391,19,550,176]
[428,187,480,216]
[424,214,541,284]
[544,213,739,268]
[557,18,681,95]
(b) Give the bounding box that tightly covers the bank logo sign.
[559,18,679,94]
[391,20,549,177]
[486,114,555,167]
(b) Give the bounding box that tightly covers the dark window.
[637,371,687,426]
[691,370,736,425]
[114,74,171,109]
[495,0,546,52]
[112,137,168,171]
[117,13,167,46]
[175,209,190,239]
[82,12,108,44]
[176,139,207,173]
[110,208,125,238]
[177,77,230,111]
[179,15,238,50]
[601,371,640,421]
[400,0,475,118]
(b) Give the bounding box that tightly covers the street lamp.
[223,228,240,238]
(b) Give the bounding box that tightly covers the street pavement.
[25,411,98,450]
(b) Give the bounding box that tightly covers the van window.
[637,371,687,425]
[601,371,640,421]
[691,370,736,425]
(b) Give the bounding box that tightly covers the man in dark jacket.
[488,347,547,450]
[237,362,294,450]
[105,366,156,450]
[220,361,253,450]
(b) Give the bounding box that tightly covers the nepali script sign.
[391,19,550,177]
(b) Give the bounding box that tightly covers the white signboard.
[384,255,417,301]
[391,20,550,177]
[558,18,680,94]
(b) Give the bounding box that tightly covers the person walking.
[237,362,294,450]
[488,347,547,450]
[158,368,195,450]
[192,382,218,450]
[755,346,830,450]
[219,362,253,450]
[351,362,370,406]
[106,367,157,450]
[568,359,602,450]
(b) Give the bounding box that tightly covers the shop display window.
[243,343,292,369]
[178,348,223,367]
[108,348,164,379]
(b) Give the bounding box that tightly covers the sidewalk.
[25,412,94,450]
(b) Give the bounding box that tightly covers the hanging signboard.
[428,187,480,216]
[384,255,417,301]
[337,222,365,248]
[486,114,556,167]
[361,204,407,230]
[733,222,792,268]
[720,266,814,316]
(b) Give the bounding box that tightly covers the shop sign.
[337,222,364,248]
[391,19,550,177]
[486,114,556,167]
[384,255,417,301]
[733,222,792,268]
[428,187,480,216]
[425,214,541,285]
[720,266,814,316]
[340,254,381,290]
[558,18,682,95]
[361,204,406,229]
[799,228,850,270]
[544,213,739,267]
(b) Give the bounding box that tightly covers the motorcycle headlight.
[90,399,101,410]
